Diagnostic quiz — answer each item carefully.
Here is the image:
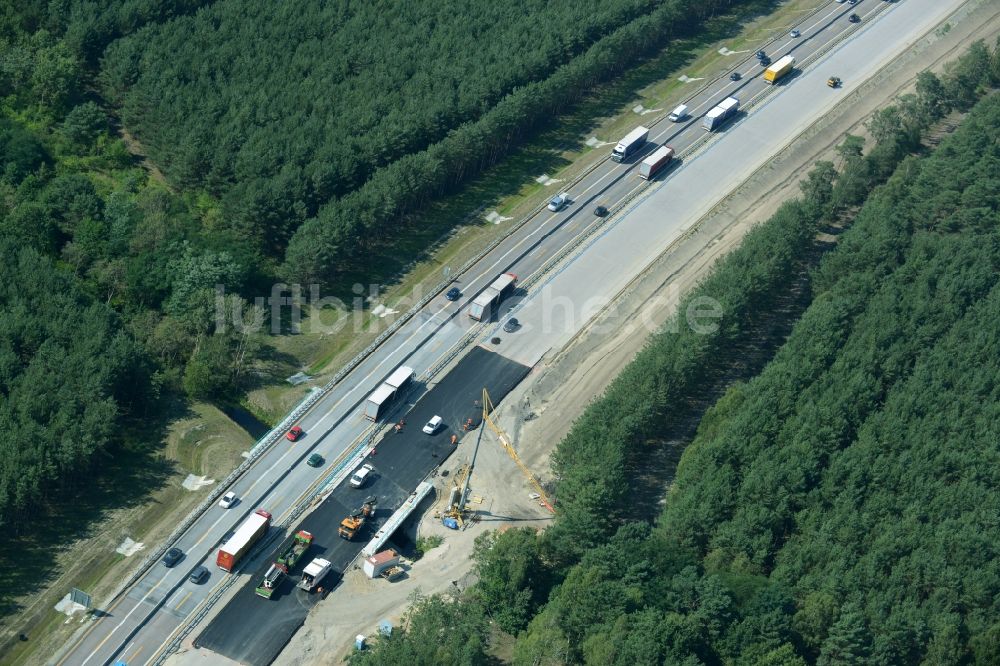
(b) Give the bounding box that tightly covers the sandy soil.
[256,1,1000,662]
[49,2,1000,665]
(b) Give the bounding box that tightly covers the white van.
[668,104,688,122]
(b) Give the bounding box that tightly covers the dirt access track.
[166,1,1000,664]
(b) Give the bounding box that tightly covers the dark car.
[593,205,608,217]
[285,425,304,442]
[848,13,860,23]
[306,452,324,467]
[162,547,183,568]
[760,56,771,67]
[729,72,741,81]
[445,287,462,301]
[755,50,766,60]
[503,318,520,333]
[189,565,209,584]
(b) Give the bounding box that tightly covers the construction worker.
[450,434,458,446]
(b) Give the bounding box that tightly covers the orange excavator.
[339,496,377,540]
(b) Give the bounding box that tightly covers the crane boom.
[481,389,555,513]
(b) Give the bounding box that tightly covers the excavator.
[339,496,377,540]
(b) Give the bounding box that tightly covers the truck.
[277,530,313,569]
[668,104,688,122]
[638,145,675,180]
[763,55,795,84]
[255,562,287,599]
[298,557,333,592]
[339,496,377,540]
[216,509,272,572]
[611,126,649,162]
[702,97,740,131]
[363,365,414,420]
[467,273,517,321]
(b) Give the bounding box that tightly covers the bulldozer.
[339,496,377,540]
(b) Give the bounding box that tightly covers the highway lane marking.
[125,641,143,664]
[685,3,850,116]
[173,589,193,612]
[69,7,882,664]
[125,3,909,660]
[78,577,168,666]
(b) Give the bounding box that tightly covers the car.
[848,13,860,22]
[760,56,771,66]
[218,491,237,509]
[350,464,374,488]
[286,425,304,442]
[790,29,801,38]
[827,76,842,88]
[422,415,443,435]
[189,565,209,584]
[547,193,568,212]
[755,49,766,60]
[593,205,608,217]
[729,72,741,81]
[445,287,462,301]
[306,453,324,467]
[836,0,846,3]
[162,547,183,568]
[848,0,858,4]
[503,317,520,333]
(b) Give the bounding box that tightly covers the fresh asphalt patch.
[194,346,530,664]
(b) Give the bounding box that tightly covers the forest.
[348,43,1000,665]
[0,0,757,533]
[99,0,751,282]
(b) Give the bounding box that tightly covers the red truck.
[217,509,272,572]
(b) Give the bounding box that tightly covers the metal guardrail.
[106,3,873,662]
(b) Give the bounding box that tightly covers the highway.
[50,1,969,664]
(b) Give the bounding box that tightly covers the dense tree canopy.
[350,44,1000,665]
[0,239,150,529]
[96,0,752,277]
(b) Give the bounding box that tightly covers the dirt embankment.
[171,1,1000,663]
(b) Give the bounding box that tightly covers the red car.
[286,426,304,442]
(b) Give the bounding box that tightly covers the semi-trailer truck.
[363,365,414,420]
[638,145,675,180]
[468,273,517,321]
[217,509,272,572]
[611,126,649,162]
[763,55,795,84]
[702,97,740,131]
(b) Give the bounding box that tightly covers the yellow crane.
[453,388,554,517]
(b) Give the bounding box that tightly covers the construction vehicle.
[298,557,333,592]
[444,389,554,527]
[255,562,288,599]
[339,496,377,540]
[277,530,313,569]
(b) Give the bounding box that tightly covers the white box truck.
[611,126,649,162]
[702,97,739,131]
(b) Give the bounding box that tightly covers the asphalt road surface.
[52,1,970,664]
[193,348,530,665]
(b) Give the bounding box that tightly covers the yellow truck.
[764,55,795,84]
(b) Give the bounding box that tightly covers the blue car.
[446,287,461,301]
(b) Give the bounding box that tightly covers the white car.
[547,193,569,212]
[790,29,801,38]
[350,464,374,488]
[422,415,443,434]
[218,491,237,509]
